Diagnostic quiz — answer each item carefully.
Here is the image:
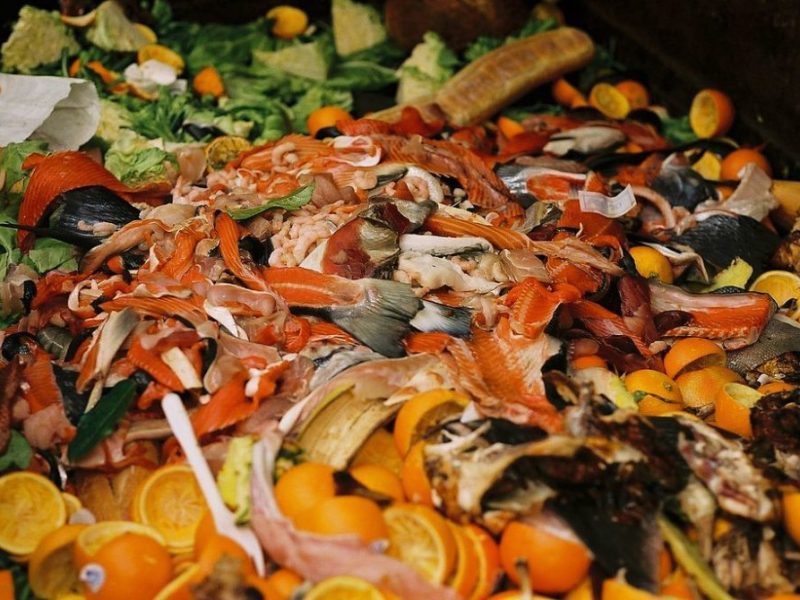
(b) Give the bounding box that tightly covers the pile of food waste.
[1,1,800,600]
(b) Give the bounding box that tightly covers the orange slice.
[614,80,649,110]
[133,464,207,553]
[497,116,525,140]
[691,151,722,180]
[602,578,658,599]
[400,441,434,506]
[393,389,469,457]
[153,563,201,600]
[351,428,404,477]
[637,395,682,417]
[714,382,762,438]
[350,464,405,501]
[750,270,800,318]
[720,148,772,180]
[589,83,631,119]
[62,493,83,520]
[676,365,743,409]
[552,78,582,107]
[74,521,165,568]
[0,472,67,555]
[266,6,309,39]
[689,89,734,138]
[464,524,501,600]
[294,496,388,545]
[384,503,457,584]
[783,492,800,547]
[446,523,479,598]
[624,370,682,404]
[28,524,86,599]
[758,381,797,394]
[663,338,726,379]
[304,576,384,600]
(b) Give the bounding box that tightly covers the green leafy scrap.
[68,380,137,462]
[228,184,315,220]
[0,431,33,472]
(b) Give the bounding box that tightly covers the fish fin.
[411,300,472,338]
[328,279,421,358]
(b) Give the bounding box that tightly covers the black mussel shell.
[239,236,273,267]
[53,365,88,425]
[565,106,606,121]
[673,214,780,278]
[314,126,342,140]
[183,122,226,141]
[1,332,38,360]
[652,167,716,211]
[51,186,140,247]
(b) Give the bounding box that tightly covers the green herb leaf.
[662,114,699,145]
[0,550,34,600]
[228,184,315,220]
[0,431,33,472]
[67,380,136,462]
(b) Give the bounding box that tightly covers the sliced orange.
[714,382,762,437]
[497,116,525,140]
[62,493,83,520]
[689,89,734,138]
[446,523,480,598]
[350,464,405,501]
[74,521,166,568]
[628,246,673,284]
[294,496,388,544]
[499,521,591,595]
[28,524,86,599]
[676,365,743,409]
[133,464,207,553]
[307,106,352,137]
[721,148,772,180]
[488,592,557,600]
[267,568,304,599]
[614,80,649,110]
[552,78,582,107]
[758,381,797,394]
[394,389,469,457]
[274,462,336,523]
[137,44,185,73]
[152,563,201,600]
[195,533,255,578]
[564,577,594,600]
[352,428,404,477]
[571,355,608,370]
[384,503,457,584]
[0,571,13,600]
[304,576,384,600]
[0,472,67,556]
[782,492,800,547]
[589,83,631,119]
[660,569,694,599]
[663,338,726,379]
[464,524,502,600]
[750,270,800,317]
[624,370,682,404]
[637,395,682,417]
[602,578,658,599]
[400,441,434,506]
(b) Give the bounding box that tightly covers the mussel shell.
[314,126,342,140]
[182,122,226,141]
[652,167,716,211]
[673,214,780,278]
[53,366,88,425]
[239,236,273,267]
[49,186,140,247]
[565,106,606,121]
[1,332,38,360]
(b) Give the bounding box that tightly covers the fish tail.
[410,300,472,337]
[328,279,421,358]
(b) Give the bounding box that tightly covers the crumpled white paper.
[0,73,100,150]
[578,184,637,219]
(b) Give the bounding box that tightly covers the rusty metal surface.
[566,0,800,175]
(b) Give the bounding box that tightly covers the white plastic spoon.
[162,393,265,576]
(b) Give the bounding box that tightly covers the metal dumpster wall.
[567,0,800,176]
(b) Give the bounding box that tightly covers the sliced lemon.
[133,465,207,553]
[0,472,67,555]
[134,23,158,44]
[137,43,185,74]
[62,493,83,520]
[691,151,722,180]
[304,575,384,600]
[205,135,252,171]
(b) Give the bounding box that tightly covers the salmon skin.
[263,267,421,358]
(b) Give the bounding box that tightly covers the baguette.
[436,27,595,126]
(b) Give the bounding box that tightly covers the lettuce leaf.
[464,17,558,63]
[104,131,178,185]
[0,140,48,209]
[228,184,314,220]
[68,380,137,462]
[0,431,33,472]
[24,238,78,273]
[327,60,397,90]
